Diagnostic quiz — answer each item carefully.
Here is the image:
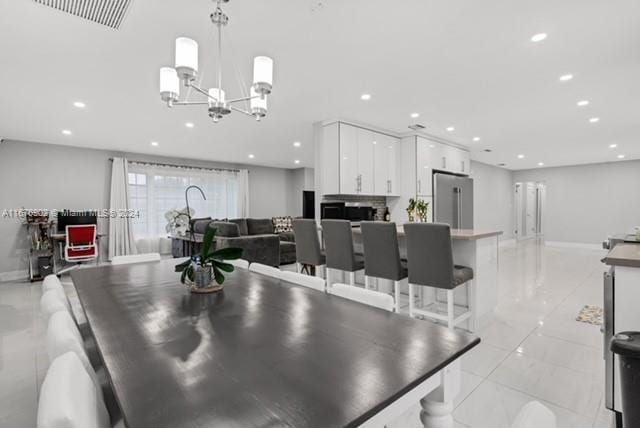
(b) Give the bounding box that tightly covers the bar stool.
[321,219,364,288]
[360,221,406,312]
[404,223,474,330]
[292,219,326,278]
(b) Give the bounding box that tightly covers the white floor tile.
[489,352,602,419]
[461,342,511,378]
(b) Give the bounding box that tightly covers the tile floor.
[0,239,614,427]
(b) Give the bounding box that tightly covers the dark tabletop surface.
[71,260,479,428]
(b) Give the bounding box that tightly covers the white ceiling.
[1,0,639,170]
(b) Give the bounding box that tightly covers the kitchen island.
[351,226,503,330]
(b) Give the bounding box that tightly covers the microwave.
[320,202,375,222]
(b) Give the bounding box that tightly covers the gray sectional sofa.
[179,217,296,267]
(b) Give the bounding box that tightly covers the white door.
[339,124,359,194]
[357,127,375,195]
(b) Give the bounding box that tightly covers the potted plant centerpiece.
[406,198,430,222]
[175,226,243,293]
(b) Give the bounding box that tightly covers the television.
[57,210,98,233]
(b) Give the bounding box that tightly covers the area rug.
[576,305,603,326]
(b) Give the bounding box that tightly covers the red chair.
[64,225,98,263]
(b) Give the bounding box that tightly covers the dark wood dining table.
[71,259,479,428]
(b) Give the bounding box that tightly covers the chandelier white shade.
[158,0,274,123]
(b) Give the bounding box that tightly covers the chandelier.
[159,0,274,123]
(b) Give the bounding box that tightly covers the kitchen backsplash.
[323,195,387,221]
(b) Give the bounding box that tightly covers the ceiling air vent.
[34,0,133,29]
[408,124,426,131]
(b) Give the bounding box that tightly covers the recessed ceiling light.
[517,154,525,159]
[531,33,547,42]
[410,113,420,119]
[446,126,455,132]
[473,137,480,142]
[73,101,86,108]
[293,141,301,147]
[609,143,618,149]
[360,93,371,101]
[429,144,435,148]
[538,162,545,166]
[577,100,589,107]
[589,117,600,123]
[294,160,300,164]
[248,154,255,159]
[185,122,195,128]
[617,154,626,159]
[61,129,72,135]
[151,141,159,147]
[559,74,574,82]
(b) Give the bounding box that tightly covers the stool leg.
[409,283,415,317]
[466,281,475,332]
[349,271,355,286]
[365,276,370,290]
[296,263,301,273]
[326,268,332,289]
[394,281,400,313]
[447,289,455,329]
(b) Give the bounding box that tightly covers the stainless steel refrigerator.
[433,173,474,229]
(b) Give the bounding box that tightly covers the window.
[127,162,246,239]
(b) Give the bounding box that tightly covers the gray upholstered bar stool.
[321,219,365,289]
[292,219,326,278]
[360,221,407,312]
[404,223,474,330]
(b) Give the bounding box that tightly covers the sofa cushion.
[192,219,213,235]
[279,241,297,265]
[190,217,211,230]
[278,231,295,243]
[272,216,293,233]
[247,218,275,235]
[228,218,248,236]
[210,222,240,238]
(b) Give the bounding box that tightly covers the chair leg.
[394,281,401,313]
[409,283,415,318]
[466,281,475,332]
[365,276,370,290]
[326,268,331,289]
[349,271,355,286]
[447,289,455,329]
[296,263,301,273]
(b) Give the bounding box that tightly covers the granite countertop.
[350,225,503,241]
[604,243,640,268]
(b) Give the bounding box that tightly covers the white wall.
[471,161,515,240]
[0,140,297,276]
[513,160,640,245]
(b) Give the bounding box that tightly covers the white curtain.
[108,157,138,259]
[237,169,250,218]
[126,162,249,251]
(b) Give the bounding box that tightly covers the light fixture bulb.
[250,87,267,118]
[360,94,371,101]
[559,74,573,82]
[175,37,198,82]
[160,67,179,102]
[531,33,547,42]
[253,56,273,95]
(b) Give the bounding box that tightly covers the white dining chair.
[42,275,63,294]
[510,401,556,428]
[46,311,102,399]
[111,252,161,265]
[329,283,395,312]
[37,351,111,428]
[40,289,71,320]
[249,263,283,279]
[281,271,326,292]
[227,259,250,270]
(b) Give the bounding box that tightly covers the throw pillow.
[272,216,293,233]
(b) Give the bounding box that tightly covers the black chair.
[321,219,365,288]
[360,221,406,312]
[292,219,326,277]
[404,223,474,330]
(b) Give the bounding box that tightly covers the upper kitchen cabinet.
[320,121,399,196]
[416,137,435,195]
[374,133,400,196]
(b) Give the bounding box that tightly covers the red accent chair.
[64,225,98,263]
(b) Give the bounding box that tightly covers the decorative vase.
[194,266,213,288]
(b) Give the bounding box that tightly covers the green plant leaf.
[212,265,225,284]
[215,261,235,273]
[187,266,195,282]
[175,259,191,272]
[200,226,217,259]
[210,247,243,260]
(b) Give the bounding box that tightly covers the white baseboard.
[545,241,605,251]
[0,269,29,282]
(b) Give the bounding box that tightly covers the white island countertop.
[351,225,503,241]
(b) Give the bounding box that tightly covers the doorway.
[514,182,545,240]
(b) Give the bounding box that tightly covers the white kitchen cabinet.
[356,127,375,195]
[416,137,435,196]
[374,134,400,196]
[339,124,359,194]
